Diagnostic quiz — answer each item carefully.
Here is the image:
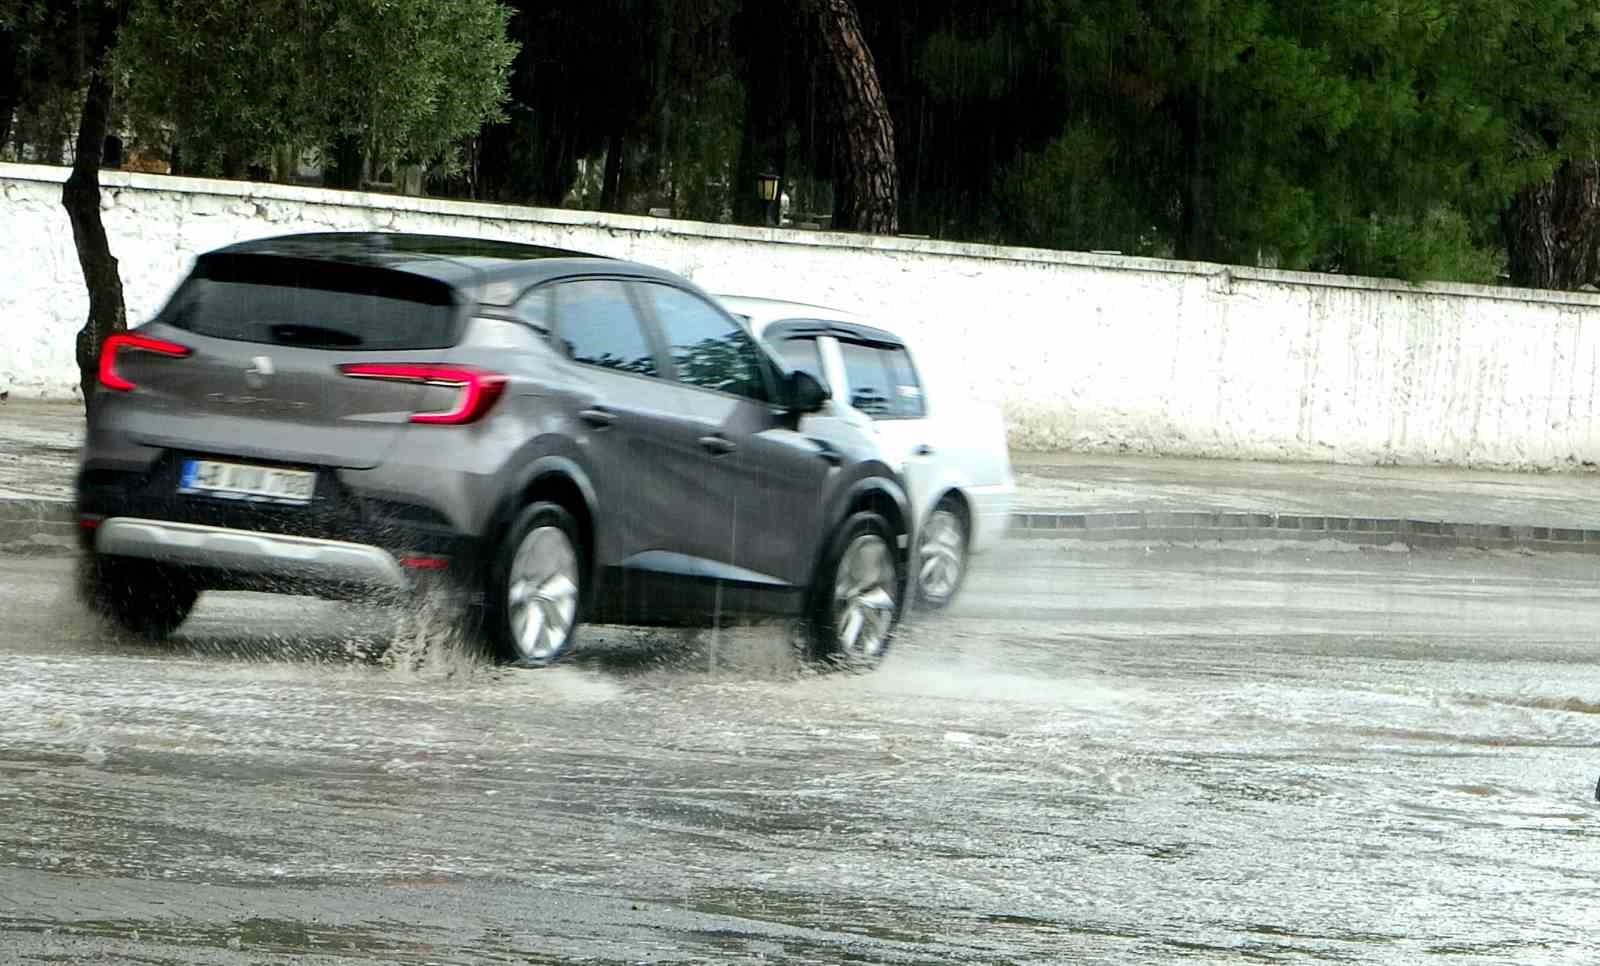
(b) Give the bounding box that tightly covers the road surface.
[2,543,1598,963]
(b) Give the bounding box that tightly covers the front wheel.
[484,502,584,667]
[805,511,904,669]
[79,555,199,641]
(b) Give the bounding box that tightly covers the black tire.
[483,502,584,668]
[79,555,199,641]
[914,496,970,611]
[804,510,904,669]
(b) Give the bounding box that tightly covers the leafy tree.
[474,0,745,215]
[0,1,92,161]
[885,0,1600,283]
[475,0,664,208]
[1491,1,1600,288]
[117,0,517,184]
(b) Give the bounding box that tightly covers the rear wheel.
[79,555,199,641]
[915,498,969,610]
[805,511,903,669]
[485,502,583,667]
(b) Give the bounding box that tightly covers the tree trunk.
[325,134,364,190]
[600,129,624,211]
[65,0,129,418]
[731,5,788,226]
[1174,87,1209,263]
[1503,160,1600,290]
[0,24,18,156]
[803,0,897,234]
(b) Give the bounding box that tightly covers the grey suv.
[76,232,911,668]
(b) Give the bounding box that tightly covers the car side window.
[881,345,926,418]
[641,284,771,402]
[774,335,828,390]
[514,286,553,332]
[552,279,659,377]
[838,340,924,419]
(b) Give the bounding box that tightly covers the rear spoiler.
[190,252,460,307]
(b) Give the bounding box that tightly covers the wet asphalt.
[2,542,1598,964]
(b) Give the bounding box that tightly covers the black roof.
[216,231,587,263]
[761,317,907,349]
[204,231,683,304]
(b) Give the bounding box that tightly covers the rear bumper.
[77,457,485,595]
[966,480,1015,554]
[96,517,408,590]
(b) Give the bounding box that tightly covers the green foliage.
[903,0,1600,282]
[1336,207,1505,284]
[117,0,517,177]
[0,0,92,161]
[997,124,1162,256]
[660,71,743,221]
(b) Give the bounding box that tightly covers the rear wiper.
[268,323,364,347]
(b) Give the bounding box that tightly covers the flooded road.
[2,544,1598,963]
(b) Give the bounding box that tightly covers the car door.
[637,283,835,598]
[547,277,711,617]
[834,336,939,526]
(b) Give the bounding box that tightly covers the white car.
[718,296,1015,609]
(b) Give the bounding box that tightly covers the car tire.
[914,498,969,610]
[804,511,904,669]
[79,555,199,641]
[484,502,584,668]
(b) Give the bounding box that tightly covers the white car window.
[775,336,829,390]
[839,340,924,420]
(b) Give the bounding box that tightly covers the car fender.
[826,464,912,552]
[483,438,600,546]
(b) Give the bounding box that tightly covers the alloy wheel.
[507,525,579,663]
[832,533,898,659]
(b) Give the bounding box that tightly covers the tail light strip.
[98,333,192,392]
[338,363,507,424]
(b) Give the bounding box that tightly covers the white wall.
[5,161,1600,469]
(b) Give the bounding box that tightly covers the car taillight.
[98,333,191,391]
[337,363,507,424]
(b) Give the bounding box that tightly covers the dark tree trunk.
[325,134,365,190]
[803,0,897,234]
[1503,160,1600,290]
[65,0,129,418]
[1174,89,1209,263]
[0,24,18,155]
[220,147,244,180]
[599,129,624,211]
[732,5,788,226]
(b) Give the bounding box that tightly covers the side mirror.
[786,370,830,414]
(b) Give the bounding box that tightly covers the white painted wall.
[5,161,1600,469]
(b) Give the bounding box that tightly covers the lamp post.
[757,172,780,226]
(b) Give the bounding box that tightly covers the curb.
[1010,510,1600,555]
[0,498,76,555]
[3,497,1597,557]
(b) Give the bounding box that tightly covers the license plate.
[179,459,316,505]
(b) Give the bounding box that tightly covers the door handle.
[914,444,935,456]
[579,407,617,429]
[699,434,737,456]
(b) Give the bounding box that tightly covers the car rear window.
[160,254,462,350]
